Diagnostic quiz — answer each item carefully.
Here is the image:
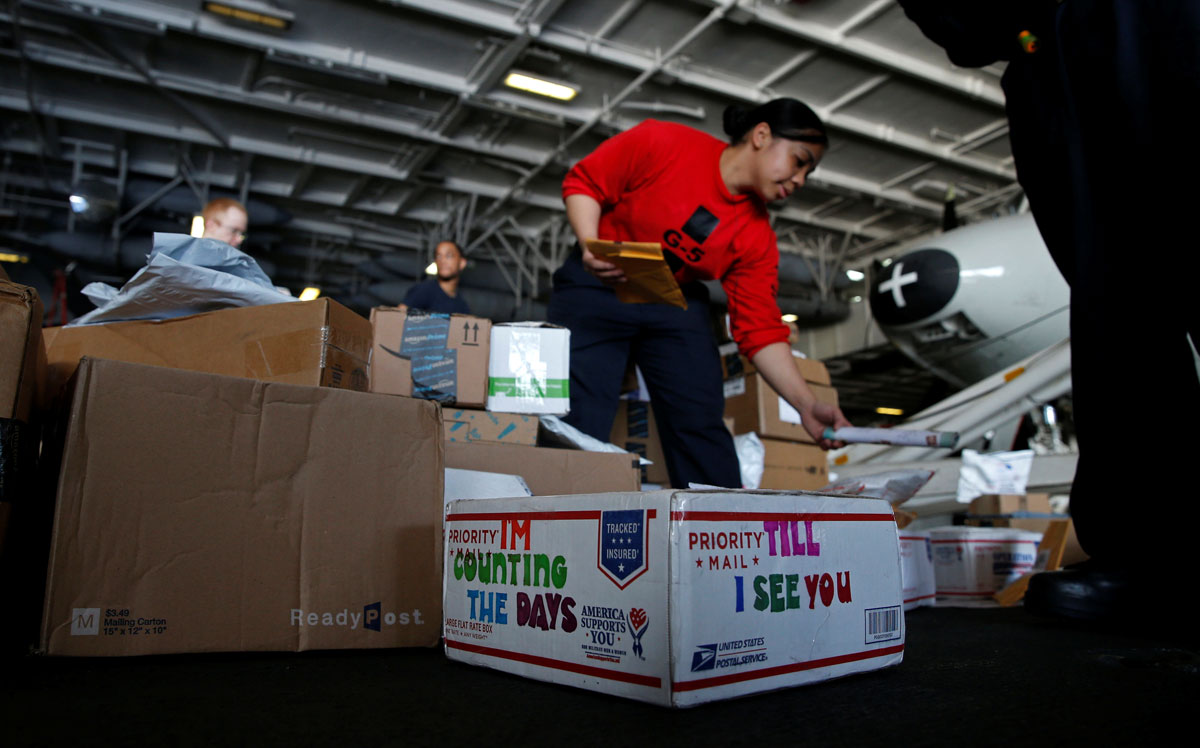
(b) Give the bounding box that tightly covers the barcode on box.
[865,605,902,643]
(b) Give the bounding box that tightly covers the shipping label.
[69,607,169,638]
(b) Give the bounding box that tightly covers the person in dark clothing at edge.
[897,0,1198,623]
[547,98,852,490]
[401,240,470,314]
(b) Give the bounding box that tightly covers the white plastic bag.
[733,431,765,489]
[955,449,1035,503]
[538,415,651,466]
[69,233,295,326]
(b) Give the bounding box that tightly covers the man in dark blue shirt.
[401,240,470,314]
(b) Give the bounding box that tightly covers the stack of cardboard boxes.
[0,280,908,704]
[721,346,834,490]
[2,294,644,658]
[32,298,442,656]
[369,308,640,495]
[964,493,1086,566]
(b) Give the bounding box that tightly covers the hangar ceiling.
[0,0,1020,325]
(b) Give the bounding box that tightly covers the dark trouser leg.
[547,278,634,442]
[1005,0,1200,566]
[632,292,741,489]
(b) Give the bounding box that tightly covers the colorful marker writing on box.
[822,426,958,449]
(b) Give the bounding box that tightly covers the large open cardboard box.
[40,358,444,656]
[42,299,371,405]
[444,489,904,706]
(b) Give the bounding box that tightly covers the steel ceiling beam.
[9,2,975,228]
[387,0,1014,180]
[690,0,1006,107]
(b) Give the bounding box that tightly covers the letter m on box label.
[70,608,100,636]
[597,510,648,589]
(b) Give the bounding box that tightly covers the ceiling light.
[850,295,863,303]
[880,258,893,268]
[67,178,119,223]
[876,407,904,416]
[190,215,205,238]
[504,71,579,101]
[299,287,321,301]
[202,1,294,30]
[425,262,437,276]
[781,313,798,323]
[846,269,864,281]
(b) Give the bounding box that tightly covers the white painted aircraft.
[868,212,1069,388]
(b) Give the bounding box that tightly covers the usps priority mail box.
[898,530,936,611]
[928,526,1043,607]
[443,489,905,707]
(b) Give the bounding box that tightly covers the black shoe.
[1024,563,1141,623]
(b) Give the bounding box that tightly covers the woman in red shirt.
[548,98,851,488]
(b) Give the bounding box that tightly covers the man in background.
[401,240,470,314]
[201,198,248,249]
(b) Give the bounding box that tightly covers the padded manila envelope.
[586,239,687,309]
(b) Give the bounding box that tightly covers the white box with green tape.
[487,322,570,416]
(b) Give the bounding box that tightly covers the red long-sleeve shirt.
[563,119,789,358]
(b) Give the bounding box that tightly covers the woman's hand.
[581,245,626,284]
[800,400,853,450]
[566,193,626,284]
[751,342,853,450]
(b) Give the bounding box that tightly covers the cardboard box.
[1,280,44,555]
[444,408,537,446]
[610,400,669,486]
[370,308,491,407]
[968,493,1052,516]
[40,358,444,656]
[444,442,639,497]
[717,343,831,386]
[443,489,905,706]
[964,515,1087,567]
[487,323,570,415]
[723,373,839,443]
[43,299,371,404]
[898,531,936,611]
[758,438,828,491]
[928,526,1042,606]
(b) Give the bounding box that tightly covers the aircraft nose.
[869,248,960,326]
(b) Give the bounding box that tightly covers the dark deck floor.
[3,606,1196,746]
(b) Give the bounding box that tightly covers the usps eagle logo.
[597,510,649,589]
[629,607,648,660]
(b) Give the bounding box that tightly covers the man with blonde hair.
[201,198,248,249]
